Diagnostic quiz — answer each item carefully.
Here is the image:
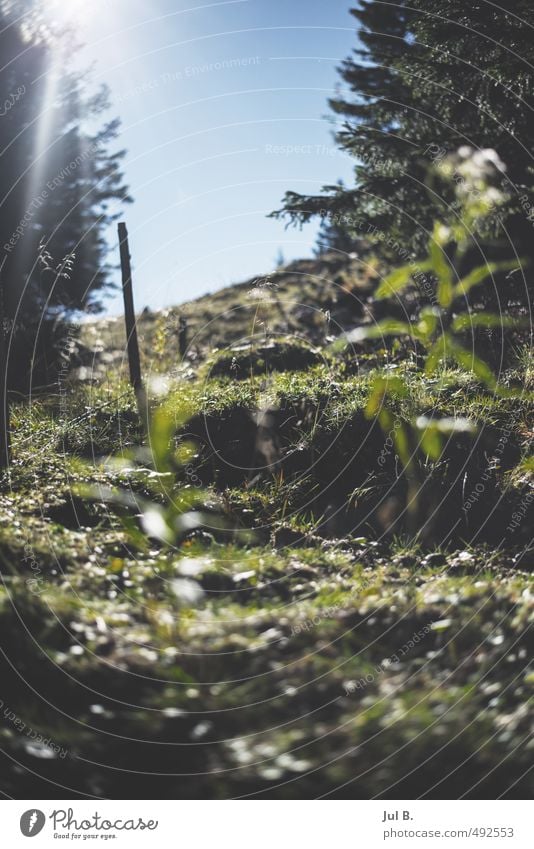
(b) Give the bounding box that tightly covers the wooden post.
[118,222,142,391]
[179,316,188,358]
[118,223,148,433]
[0,264,10,469]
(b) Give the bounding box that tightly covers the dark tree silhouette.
[0,0,132,389]
[273,1,534,265]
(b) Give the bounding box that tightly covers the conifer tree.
[0,0,132,387]
[274,1,534,261]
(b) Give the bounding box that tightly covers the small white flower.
[457,145,474,159]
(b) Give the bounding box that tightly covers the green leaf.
[346,319,418,343]
[365,375,408,419]
[453,260,521,299]
[375,260,432,300]
[416,415,476,435]
[416,307,440,343]
[430,223,454,308]
[393,421,411,470]
[451,313,524,333]
[78,483,146,513]
[420,427,443,460]
[378,408,394,433]
[149,406,177,473]
[416,415,476,459]
[448,340,496,388]
[424,334,450,375]
[141,506,173,543]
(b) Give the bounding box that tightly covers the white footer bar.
[1,800,530,847]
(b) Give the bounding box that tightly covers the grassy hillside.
[0,253,532,799]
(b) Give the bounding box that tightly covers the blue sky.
[64,0,359,313]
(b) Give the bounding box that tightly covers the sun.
[44,0,94,26]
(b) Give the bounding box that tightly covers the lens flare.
[45,0,94,26]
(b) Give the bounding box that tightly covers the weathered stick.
[118,222,142,391]
[179,316,188,358]
[118,223,149,433]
